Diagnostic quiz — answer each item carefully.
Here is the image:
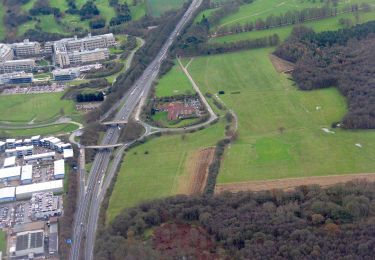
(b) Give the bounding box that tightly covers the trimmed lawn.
[0,230,6,255]
[187,48,375,183]
[17,20,38,37]
[0,3,5,40]
[106,120,225,222]
[146,0,187,16]
[155,63,195,97]
[151,111,202,128]
[211,11,375,43]
[95,0,117,25]
[0,93,77,124]
[38,15,67,34]
[0,123,79,138]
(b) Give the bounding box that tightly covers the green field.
[186,48,375,183]
[38,15,67,34]
[0,93,77,124]
[146,0,187,16]
[155,63,195,97]
[0,2,5,40]
[95,0,117,24]
[21,0,37,12]
[209,0,373,30]
[0,230,6,255]
[106,120,225,222]
[0,123,79,138]
[211,11,375,43]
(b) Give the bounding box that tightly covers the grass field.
[106,120,225,222]
[95,0,117,24]
[155,63,195,97]
[0,93,77,124]
[0,123,79,138]
[186,48,375,183]
[0,230,6,255]
[146,0,187,16]
[209,0,373,30]
[21,0,37,12]
[0,3,5,40]
[211,11,375,43]
[38,15,67,34]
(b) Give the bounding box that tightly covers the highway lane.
[71,0,203,259]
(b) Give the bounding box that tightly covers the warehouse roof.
[54,160,65,177]
[0,166,21,179]
[24,152,55,161]
[0,186,16,200]
[63,149,73,159]
[4,156,16,168]
[21,165,33,181]
[16,180,63,196]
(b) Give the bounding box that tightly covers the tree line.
[95,180,375,259]
[275,21,375,129]
[76,92,104,103]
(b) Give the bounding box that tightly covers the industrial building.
[5,145,33,157]
[49,223,58,255]
[52,67,80,81]
[6,139,16,149]
[3,156,16,168]
[0,59,35,74]
[0,166,21,182]
[63,149,74,159]
[0,141,5,152]
[16,180,63,200]
[0,71,34,85]
[53,160,65,180]
[0,186,16,203]
[0,43,14,62]
[24,152,55,163]
[30,135,40,146]
[13,230,45,258]
[21,165,33,185]
[11,39,41,57]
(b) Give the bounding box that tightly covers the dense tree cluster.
[110,2,132,26]
[79,1,100,20]
[275,22,375,129]
[96,180,375,259]
[29,0,61,17]
[76,92,104,103]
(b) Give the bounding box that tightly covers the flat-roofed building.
[11,39,41,57]
[0,59,35,74]
[52,67,80,81]
[63,149,74,159]
[0,166,21,181]
[0,43,14,62]
[0,141,5,152]
[23,138,32,146]
[0,186,16,203]
[53,159,65,179]
[15,230,44,258]
[30,135,41,146]
[7,146,33,157]
[3,156,16,168]
[6,138,16,149]
[65,33,115,51]
[49,223,58,255]
[24,152,55,163]
[21,165,33,184]
[55,48,109,67]
[16,180,63,200]
[0,71,34,85]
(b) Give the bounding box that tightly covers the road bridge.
[101,120,128,126]
[84,143,124,149]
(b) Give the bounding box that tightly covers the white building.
[63,149,73,159]
[64,33,115,52]
[6,139,16,149]
[0,141,5,152]
[55,48,109,67]
[3,156,16,168]
[0,59,35,74]
[24,152,55,163]
[16,180,63,200]
[11,39,41,57]
[0,186,16,203]
[6,146,33,157]
[31,135,41,146]
[0,166,21,181]
[53,160,65,180]
[0,71,33,85]
[52,68,80,81]
[21,165,33,184]
[0,43,14,62]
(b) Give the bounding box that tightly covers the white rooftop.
[63,149,74,159]
[21,165,33,181]
[16,180,63,196]
[0,166,21,179]
[0,186,16,199]
[24,152,55,161]
[3,156,16,168]
[54,160,65,176]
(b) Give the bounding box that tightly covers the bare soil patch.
[181,148,215,195]
[215,173,375,193]
[269,54,295,73]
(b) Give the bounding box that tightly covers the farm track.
[215,173,375,193]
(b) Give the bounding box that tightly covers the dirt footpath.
[269,54,295,73]
[183,148,215,195]
[215,173,375,194]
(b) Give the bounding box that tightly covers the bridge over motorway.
[101,120,128,126]
[83,143,124,149]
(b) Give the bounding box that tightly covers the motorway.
[70,0,203,259]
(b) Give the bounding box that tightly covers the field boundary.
[215,173,375,193]
[269,54,295,73]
